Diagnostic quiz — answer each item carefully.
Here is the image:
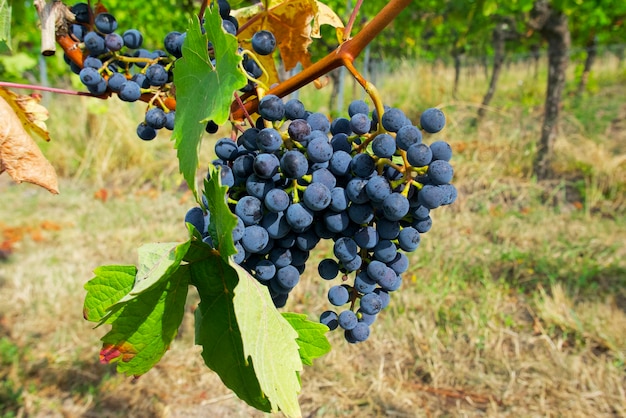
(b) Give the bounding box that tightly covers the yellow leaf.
[0,93,58,194]
[312,1,344,39]
[0,87,51,142]
[235,0,321,85]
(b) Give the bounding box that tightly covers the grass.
[1,55,625,417]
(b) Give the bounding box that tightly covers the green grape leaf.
[232,262,302,417]
[172,7,247,197]
[192,244,272,413]
[99,265,190,376]
[83,265,136,323]
[106,241,190,309]
[203,165,237,260]
[192,243,303,416]
[282,313,331,366]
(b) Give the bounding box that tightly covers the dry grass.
[1,58,625,417]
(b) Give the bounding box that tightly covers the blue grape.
[360,293,383,315]
[342,254,362,272]
[285,203,314,230]
[222,19,237,35]
[350,153,375,178]
[218,0,232,18]
[318,258,339,280]
[440,184,458,205]
[79,67,102,87]
[253,153,280,179]
[348,100,369,117]
[302,182,331,211]
[398,227,420,252]
[428,160,454,185]
[406,143,433,167]
[348,322,370,342]
[295,229,320,251]
[254,260,276,281]
[264,188,290,213]
[285,99,306,120]
[280,150,308,179]
[307,137,333,163]
[235,195,263,225]
[388,252,409,274]
[260,211,290,239]
[258,95,285,121]
[329,187,348,212]
[256,128,283,152]
[164,31,184,58]
[320,311,339,330]
[123,29,143,49]
[215,138,239,161]
[333,237,358,263]
[373,240,397,263]
[83,56,102,69]
[307,112,330,133]
[146,64,169,86]
[94,13,118,34]
[338,310,358,330]
[241,225,269,253]
[105,33,124,51]
[354,226,378,250]
[311,168,336,189]
[84,32,106,55]
[382,193,409,221]
[418,185,446,209]
[365,175,392,202]
[137,122,156,140]
[331,133,352,153]
[276,265,300,289]
[420,108,446,133]
[374,288,391,309]
[232,216,245,241]
[71,3,90,23]
[345,178,369,204]
[348,203,374,224]
[381,108,408,132]
[118,81,141,102]
[323,210,349,233]
[328,285,350,306]
[145,108,166,129]
[329,150,352,177]
[270,248,292,268]
[372,133,396,158]
[330,117,352,135]
[354,271,377,294]
[430,140,452,161]
[246,174,272,199]
[164,110,176,131]
[413,216,433,233]
[184,207,205,233]
[232,242,246,264]
[376,218,400,240]
[251,30,276,55]
[349,113,371,135]
[107,73,126,92]
[396,125,422,150]
[287,119,311,142]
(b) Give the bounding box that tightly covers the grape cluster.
[185,97,456,343]
[64,1,277,140]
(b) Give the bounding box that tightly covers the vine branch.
[230,0,411,120]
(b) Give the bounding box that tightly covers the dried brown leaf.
[0,93,58,194]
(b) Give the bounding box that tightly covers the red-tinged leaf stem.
[230,0,412,120]
[343,0,364,42]
[0,81,105,98]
